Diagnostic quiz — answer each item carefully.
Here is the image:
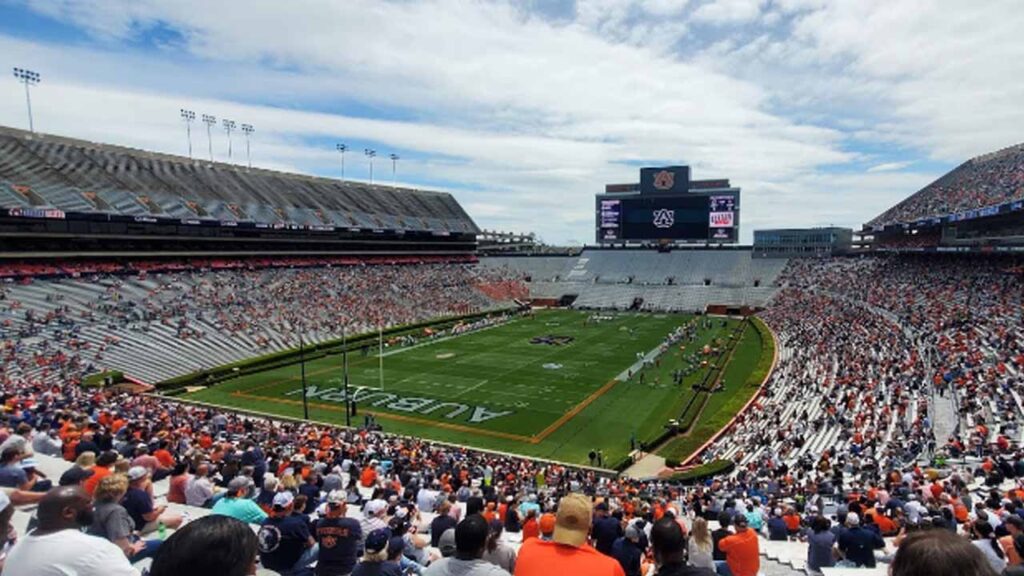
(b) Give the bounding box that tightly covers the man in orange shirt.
[360,460,378,488]
[718,515,759,576]
[515,493,625,576]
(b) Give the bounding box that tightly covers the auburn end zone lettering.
[285,386,515,424]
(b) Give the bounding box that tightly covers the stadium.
[0,4,1023,576]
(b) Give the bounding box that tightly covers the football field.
[181,309,765,466]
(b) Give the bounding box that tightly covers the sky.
[1,0,1022,245]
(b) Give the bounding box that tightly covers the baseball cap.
[273,491,295,509]
[18,458,37,470]
[327,490,347,505]
[553,493,593,547]
[365,528,392,553]
[539,513,557,535]
[59,466,95,486]
[365,499,388,516]
[96,451,121,467]
[438,528,457,557]
[228,476,253,493]
[127,466,149,482]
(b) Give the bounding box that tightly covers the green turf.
[181,310,768,466]
[657,320,771,462]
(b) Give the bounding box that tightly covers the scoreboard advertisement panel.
[596,191,739,243]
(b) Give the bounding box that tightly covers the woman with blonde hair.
[688,517,715,570]
[88,474,162,561]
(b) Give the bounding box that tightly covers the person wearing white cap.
[314,490,362,576]
[257,491,319,576]
[122,466,182,534]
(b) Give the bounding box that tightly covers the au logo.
[653,170,675,190]
[653,209,675,228]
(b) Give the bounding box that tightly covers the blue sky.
[1,0,1022,244]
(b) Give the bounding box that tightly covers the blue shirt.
[837,526,884,567]
[258,515,312,571]
[212,496,268,524]
[121,487,154,531]
[315,516,362,576]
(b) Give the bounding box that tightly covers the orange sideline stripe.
[532,376,621,442]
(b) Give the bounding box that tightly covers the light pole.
[180,109,196,159]
[364,149,376,184]
[12,67,41,133]
[201,114,217,162]
[222,119,236,161]
[241,124,254,169]
[336,144,347,178]
[389,153,400,185]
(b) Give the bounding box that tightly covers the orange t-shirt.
[719,529,760,576]
[522,517,539,541]
[360,466,377,488]
[84,465,112,496]
[514,539,625,576]
[1001,535,1023,566]
[783,514,801,532]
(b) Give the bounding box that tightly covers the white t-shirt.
[3,528,139,576]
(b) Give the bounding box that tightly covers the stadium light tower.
[201,114,217,162]
[336,143,347,178]
[364,148,376,184]
[222,119,236,161]
[389,153,400,185]
[12,67,41,133]
[241,123,254,169]
[180,109,196,159]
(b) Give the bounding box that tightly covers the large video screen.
[596,192,738,242]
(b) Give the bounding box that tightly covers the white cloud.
[4,0,1020,244]
[690,0,767,24]
[867,161,911,173]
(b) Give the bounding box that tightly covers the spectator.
[59,463,95,487]
[805,516,835,575]
[611,523,644,576]
[352,528,402,576]
[425,514,510,575]
[482,518,517,573]
[3,486,137,576]
[891,529,998,576]
[89,473,162,562]
[766,508,788,541]
[431,500,458,547]
[212,475,267,524]
[592,501,623,555]
[687,517,715,571]
[83,450,119,495]
[971,519,1007,573]
[166,463,190,505]
[718,515,759,576]
[514,493,625,576]
[258,491,318,576]
[148,515,259,576]
[1007,535,1024,576]
[538,512,556,541]
[836,513,884,568]
[711,511,730,566]
[184,463,217,508]
[314,490,363,576]
[121,466,183,534]
[31,423,62,457]
[1002,515,1024,567]
[650,516,714,576]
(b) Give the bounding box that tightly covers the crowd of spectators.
[868,144,1024,228]
[0,254,1021,574]
[0,260,522,385]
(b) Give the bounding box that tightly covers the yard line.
[453,379,489,399]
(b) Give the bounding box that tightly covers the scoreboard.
[597,191,739,243]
